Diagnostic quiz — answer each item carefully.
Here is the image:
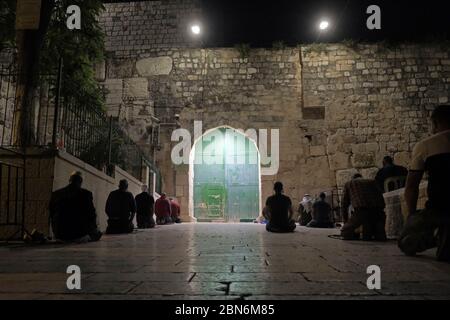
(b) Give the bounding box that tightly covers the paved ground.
[1,223,450,300]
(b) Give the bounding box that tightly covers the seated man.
[49,172,102,243]
[341,174,387,241]
[135,185,155,229]
[399,105,450,262]
[298,194,313,226]
[105,180,136,234]
[155,193,173,225]
[307,192,334,228]
[169,197,182,224]
[266,182,296,233]
[375,156,408,192]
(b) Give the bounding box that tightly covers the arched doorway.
[189,127,261,222]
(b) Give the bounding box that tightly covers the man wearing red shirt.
[155,193,173,225]
[170,197,182,224]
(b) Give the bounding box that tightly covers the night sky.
[200,0,450,47]
[103,0,450,47]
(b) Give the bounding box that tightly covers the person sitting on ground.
[375,156,408,192]
[135,185,155,229]
[307,192,335,229]
[49,172,102,243]
[298,194,313,226]
[398,105,450,262]
[155,193,173,225]
[105,180,136,234]
[265,182,296,233]
[169,197,182,224]
[340,174,387,241]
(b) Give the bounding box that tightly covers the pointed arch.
[188,126,262,222]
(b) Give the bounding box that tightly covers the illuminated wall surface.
[193,128,260,222]
[96,2,450,217]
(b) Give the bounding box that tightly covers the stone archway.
[189,127,261,222]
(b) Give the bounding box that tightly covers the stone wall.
[99,0,202,57]
[301,44,449,188]
[0,149,144,239]
[98,42,450,220]
[53,151,144,232]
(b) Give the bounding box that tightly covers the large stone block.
[298,156,334,190]
[107,59,135,78]
[136,57,173,76]
[103,79,123,106]
[329,152,350,170]
[310,145,326,157]
[352,143,379,154]
[351,152,376,168]
[326,134,349,154]
[124,78,149,99]
[336,169,359,187]
[176,185,185,197]
[94,60,106,81]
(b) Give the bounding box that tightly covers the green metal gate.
[193,128,260,222]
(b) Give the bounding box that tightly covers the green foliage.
[302,43,328,55]
[80,134,126,170]
[376,40,401,53]
[272,41,286,51]
[342,39,360,51]
[234,43,251,59]
[0,0,16,51]
[0,0,106,111]
[41,0,106,111]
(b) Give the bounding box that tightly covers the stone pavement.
[1,223,450,300]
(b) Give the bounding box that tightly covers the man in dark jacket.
[135,185,155,229]
[105,180,136,234]
[49,172,102,243]
[375,156,408,192]
[307,192,334,228]
[265,182,296,233]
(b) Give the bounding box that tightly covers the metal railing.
[1,60,58,148]
[56,97,162,189]
[0,148,25,240]
[0,61,19,147]
[0,58,161,190]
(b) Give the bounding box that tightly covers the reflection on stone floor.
[1,223,450,300]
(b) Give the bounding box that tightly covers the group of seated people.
[48,105,450,262]
[298,192,335,228]
[262,162,405,237]
[49,176,182,243]
[263,105,450,262]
